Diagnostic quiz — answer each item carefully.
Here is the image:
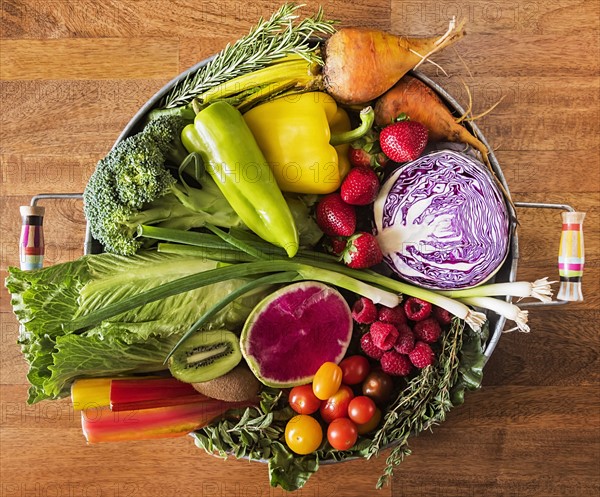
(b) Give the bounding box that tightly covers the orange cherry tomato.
[312,362,343,400]
[285,415,323,455]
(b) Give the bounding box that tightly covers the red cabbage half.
[373,150,510,290]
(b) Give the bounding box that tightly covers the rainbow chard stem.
[81,399,251,443]
[110,377,206,411]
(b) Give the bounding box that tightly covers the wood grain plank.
[485,309,600,386]
[0,385,392,497]
[496,150,600,194]
[0,314,28,385]
[1,0,390,40]
[386,384,600,496]
[0,80,167,155]
[391,0,599,35]
[1,1,598,496]
[0,39,179,80]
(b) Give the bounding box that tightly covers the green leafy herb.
[367,319,487,488]
[161,3,336,109]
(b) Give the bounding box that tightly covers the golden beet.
[323,20,466,105]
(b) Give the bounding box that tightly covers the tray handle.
[515,202,585,307]
[19,193,89,270]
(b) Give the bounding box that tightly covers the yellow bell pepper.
[243,92,374,195]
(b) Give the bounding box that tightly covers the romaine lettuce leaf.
[6,250,269,403]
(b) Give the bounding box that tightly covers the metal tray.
[21,59,581,361]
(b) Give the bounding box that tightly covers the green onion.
[439,277,554,303]
[66,260,400,334]
[165,271,299,362]
[157,243,253,262]
[458,296,529,333]
[136,225,487,332]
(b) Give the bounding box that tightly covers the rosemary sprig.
[161,3,336,109]
[367,318,466,488]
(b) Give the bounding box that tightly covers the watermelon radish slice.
[240,282,353,388]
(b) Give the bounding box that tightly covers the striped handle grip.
[19,205,45,270]
[557,211,585,302]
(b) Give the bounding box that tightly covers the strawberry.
[340,167,380,206]
[379,120,428,163]
[348,147,373,168]
[349,128,391,169]
[342,232,383,269]
[325,236,347,256]
[315,193,356,236]
[348,146,390,169]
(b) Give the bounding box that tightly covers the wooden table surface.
[1,1,599,496]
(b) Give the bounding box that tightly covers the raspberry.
[370,321,399,351]
[403,297,432,321]
[377,305,407,326]
[408,341,435,368]
[360,332,384,359]
[381,350,412,376]
[393,323,415,354]
[352,297,378,324]
[433,306,453,326]
[413,318,441,343]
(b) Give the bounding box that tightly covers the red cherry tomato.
[312,362,343,400]
[356,407,382,435]
[289,384,321,415]
[327,417,358,451]
[319,385,354,424]
[339,355,371,385]
[347,395,377,425]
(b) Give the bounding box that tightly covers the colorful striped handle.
[19,205,45,270]
[557,211,585,302]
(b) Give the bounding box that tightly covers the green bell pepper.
[181,101,299,257]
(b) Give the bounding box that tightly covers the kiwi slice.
[192,364,260,402]
[168,329,242,383]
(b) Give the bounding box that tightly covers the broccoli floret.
[142,115,190,167]
[84,115,242,255]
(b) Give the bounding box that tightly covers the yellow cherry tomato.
[285,415,323,455]
[312,361,343,400]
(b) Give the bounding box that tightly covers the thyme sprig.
[368,318,466,488]
[161,3,336,109]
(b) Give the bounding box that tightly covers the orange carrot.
[323,19,466,105]
[374,74,489,164]
[375,74,518,214]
